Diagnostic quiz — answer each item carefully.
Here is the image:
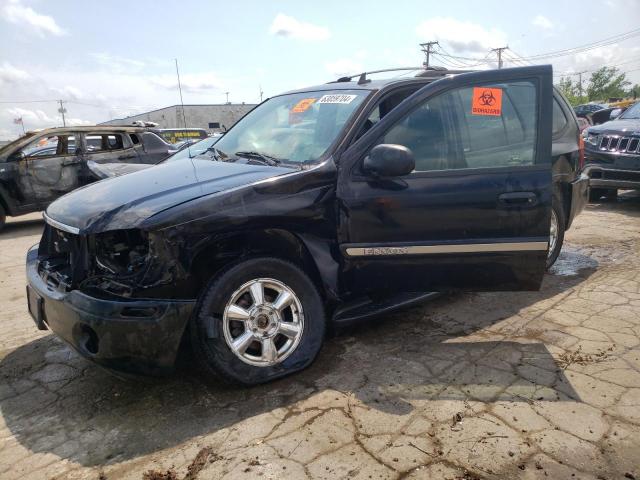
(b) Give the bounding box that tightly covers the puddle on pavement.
[549,247,598,276]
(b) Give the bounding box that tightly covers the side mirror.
[363,144,415,177]
[9,151,25,161]
[610,108,623,120]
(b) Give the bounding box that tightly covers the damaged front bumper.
[26,245,195,375]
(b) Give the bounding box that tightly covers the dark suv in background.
[26,66,587,384]
[583,102,640,201]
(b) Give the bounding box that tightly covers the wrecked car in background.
[0,126,174,230]
[26,65,588,385]
[87,134,223,179]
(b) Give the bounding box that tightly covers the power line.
[491,46,509,69]
[420,41,440,68]
[517,27,640,61]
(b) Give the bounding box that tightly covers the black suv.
[0,126,174,230]
[583,101,640,200]
[26,66,588,384]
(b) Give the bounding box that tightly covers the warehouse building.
[100,103,256,133]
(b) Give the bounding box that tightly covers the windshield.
[212,90,369,164]
[620,102,640,120]
[0,131,37,157]
[162,135,221,162]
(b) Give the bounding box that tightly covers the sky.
[1,0,639,140]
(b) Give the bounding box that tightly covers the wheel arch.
[187,228,340,304]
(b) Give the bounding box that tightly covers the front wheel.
[190,257,325,385]
[546,198,565,269]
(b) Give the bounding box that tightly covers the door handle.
[498,192,538,207]
[118,154,136,160]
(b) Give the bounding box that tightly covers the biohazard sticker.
[471,87,502,116]
[318,94,357,104]
[291,98,316,113]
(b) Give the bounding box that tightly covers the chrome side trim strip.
[43,213,80,235]
[345,241,548,257]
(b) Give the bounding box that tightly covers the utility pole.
[259,85,264,102]
[57,100,67,127]
[420,41,439,68]
[491,46,509,69]
[224,92,230,104]
[577,71,587,101]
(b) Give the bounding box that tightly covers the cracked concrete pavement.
[0,193,639,480]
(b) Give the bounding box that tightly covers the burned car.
[88,134,223,179]
[584,101,640,201]
[26,66,588,384]
[0,126,174,230]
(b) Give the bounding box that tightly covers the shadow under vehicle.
[26,65,588,385]
[0,126,175,230]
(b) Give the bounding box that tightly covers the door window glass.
[380,80,538,172]
[85,133,124,153]
[552,98,568,134]
[20,135,76,157]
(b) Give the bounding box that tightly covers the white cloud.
[269,13,330,41]
[0,62,31,86]
[2,106,91,132]
[150,72,225,94]
[2,0,66,37]
[532,15,554,30]
[90,52,146,72]
[416,17,507,55]
[325,58,364,78]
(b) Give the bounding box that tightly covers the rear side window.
[552,98,568,135]
[129,133,140,145]
[85,133,125,153]
[382,80,538,172]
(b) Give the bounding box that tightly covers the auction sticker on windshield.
[318,94,357,104]
[471,87,502,116]
[291,98,316,113]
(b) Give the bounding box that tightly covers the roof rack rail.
[331,67,424,85]
[330,66,474,85]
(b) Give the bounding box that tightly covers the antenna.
[175,58,192,158]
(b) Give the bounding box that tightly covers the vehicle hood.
[87,160,154,179]
[46,158,294,233]
[588,118,640,135]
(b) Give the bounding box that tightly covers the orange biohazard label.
[471,87,502,116]
[291,98,316,113]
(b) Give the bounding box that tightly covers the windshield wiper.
[203,147,228,161]
[234,151,283,166]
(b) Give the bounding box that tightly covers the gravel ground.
[0,192,639,480]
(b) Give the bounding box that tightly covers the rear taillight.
[578,135,585,170]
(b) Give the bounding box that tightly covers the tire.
[588,188,606,202]
[546,196,565,269]
[604,188,618,201]
[190,257,325,385]
[0,203,5,232]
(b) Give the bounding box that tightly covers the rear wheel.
[190,257,325,385]
[546,197,565,269]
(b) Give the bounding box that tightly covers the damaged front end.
[38,224,186,299]
[28,222,196,374]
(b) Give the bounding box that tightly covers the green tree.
[586,67,631,102]
[556,76,583,105]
